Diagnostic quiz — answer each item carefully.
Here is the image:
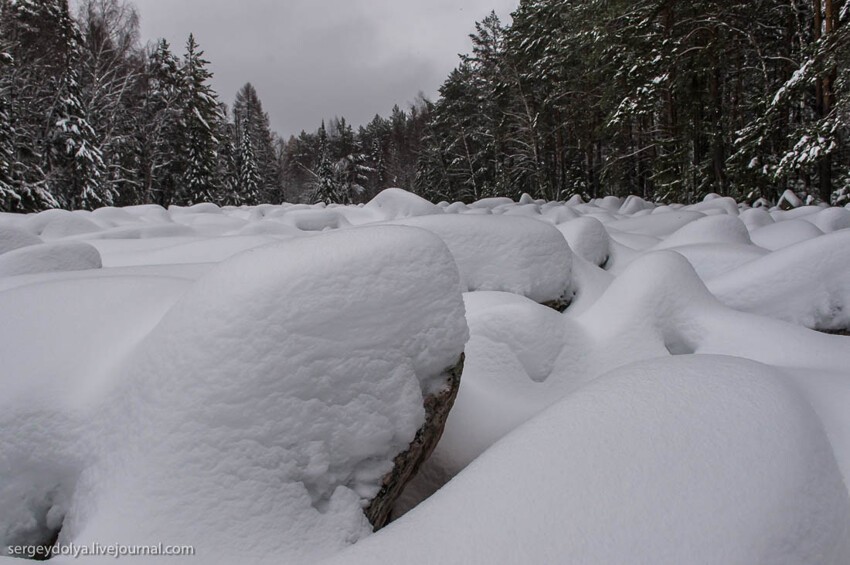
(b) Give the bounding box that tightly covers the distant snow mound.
[25,209,102,239]
[0,225,42,255]
[653,214,752,250]
[391,214,573,305]
[365,188,442,220]
[0,241,101,277]
[556,216,610,266]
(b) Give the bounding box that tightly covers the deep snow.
[1,189,849,564]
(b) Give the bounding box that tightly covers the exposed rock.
[817,328,850,337]
[541,296,571,313]
[365,354,465,530]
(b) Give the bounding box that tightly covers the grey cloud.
[130,0,518,137]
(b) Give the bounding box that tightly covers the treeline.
[415,0,849,205]
[279,102,429,204]
[3,0,848,212]
[0,0,284,212]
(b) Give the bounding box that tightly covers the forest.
[1,0,848,212]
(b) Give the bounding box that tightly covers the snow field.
[1,188,849,563]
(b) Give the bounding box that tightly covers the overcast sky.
[129,0,517,138]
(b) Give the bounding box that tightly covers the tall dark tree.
[178,33,221,204]
[237,128,261,204]
[135,38,182,205]
[233,82,278,201]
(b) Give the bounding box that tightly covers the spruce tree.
[310,121,338,204]
[233,82,277,200]
[138,38,182,205]
[0,47,17,209]
[237,129,261,205]
[46,0,109,210]
[178,33,221,204]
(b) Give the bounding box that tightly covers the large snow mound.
[16,225,468,565]
[326,356,850,565]
[708,230,850,331]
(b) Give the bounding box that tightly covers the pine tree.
[137,38,182,205]
[178,33,221,204]
[237,128,260,205]
[0,45,17,209]
[310,121,338,204]
[233,82,278,200]
[43,0,110,210]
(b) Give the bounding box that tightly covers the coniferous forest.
[1,0,848,213]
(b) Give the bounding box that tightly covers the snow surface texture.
[1,188,850,564]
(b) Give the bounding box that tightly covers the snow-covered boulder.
[653,214,752,250]
[270,208,352,231]
[326,355,850,565]
[32,225,468,565]
[25,209,102,239]
[750,219,824,250]
[708,230,850,331]
[739,207,775,230]
[0,225,42,255]
[365,188,442,220]
[390,215,573,307]
[556,216,610,266]
[0,241,101,277]
[606,210,705,237]
[804,207,850,233]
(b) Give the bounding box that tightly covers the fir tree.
[46,0,109,210]
[178,33,221,204]
[233,82,278,200]
[237,128,261,205]
[310,121,338,204]
[137,38,182,205]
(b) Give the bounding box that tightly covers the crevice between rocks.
[364,353,465,530]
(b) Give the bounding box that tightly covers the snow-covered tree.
[237,129,261,205]
[135,38,182,205]
[309,122,338,204]
[233,82,278,200]
[178,33,221,204]
[0,47,17,209]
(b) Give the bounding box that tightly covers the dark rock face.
[817,328,850,337]
[364,354,465,530]
[542,297,570,313]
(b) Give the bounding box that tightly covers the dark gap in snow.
[817,328,850,337]
[30,526,61,562]
[7,491,64,562]
[665,338,695,356]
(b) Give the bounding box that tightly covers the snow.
[750,218,824,250]
[651,214,752,249]
[389,214,573,304]
[0,225,42,255]
[364,188,442,220]
[1,224,468,565]
[0,241,101,277]
[328,356,849,565]
[24,209,102,239]
[1,189,849,564]
[555,216,609,266]
[708,230,850,331]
